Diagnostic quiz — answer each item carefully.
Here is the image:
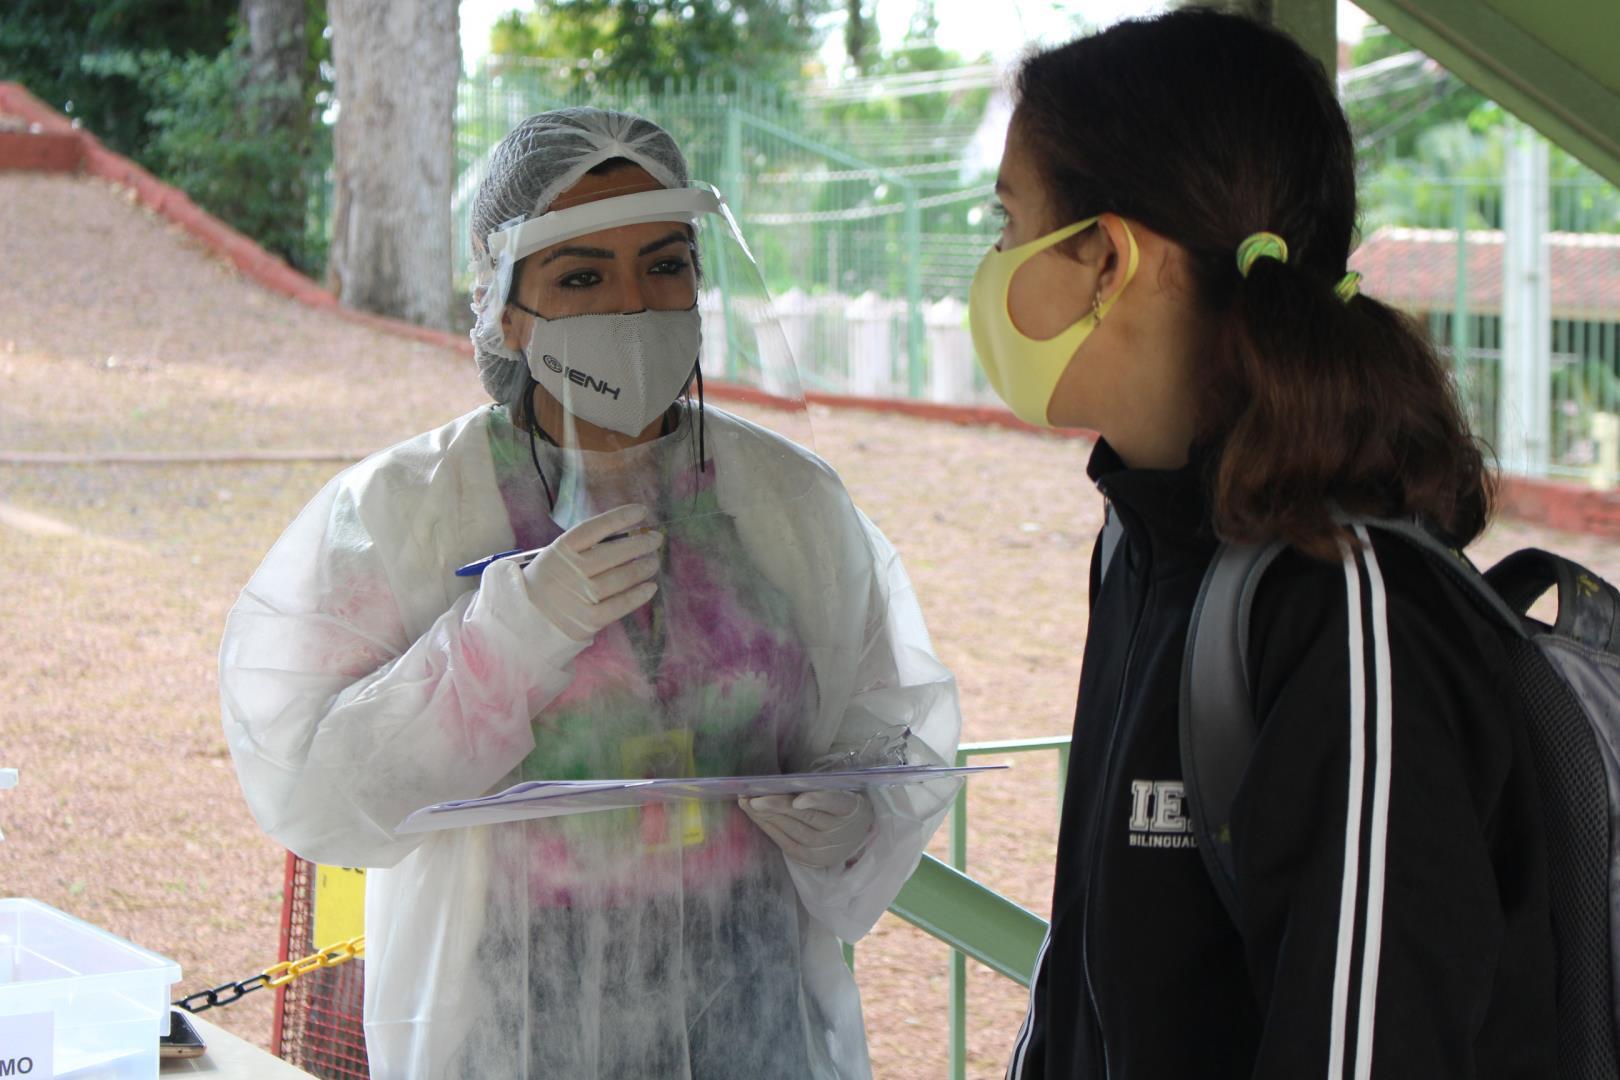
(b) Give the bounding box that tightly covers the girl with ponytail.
[975,10,1555,1078]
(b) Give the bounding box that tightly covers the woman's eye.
[992,202,1010,224]
[649,257,690,276]
[558,270,602,289]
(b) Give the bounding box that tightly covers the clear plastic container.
[0,898,182,1079]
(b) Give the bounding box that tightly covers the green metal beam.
[959,736,1073,756]
[889,854,1048,986]
[1355,0,1620,188]
[1270,0,1337,78]
[1182,0,1338,77]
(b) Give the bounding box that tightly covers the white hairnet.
[468,108,693,404]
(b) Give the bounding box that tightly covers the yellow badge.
[313,865,366,944]
[621,730,706,851]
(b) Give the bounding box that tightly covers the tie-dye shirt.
[487,406,814,906]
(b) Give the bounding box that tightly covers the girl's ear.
[1093,213,1135,304]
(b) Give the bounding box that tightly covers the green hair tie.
[1335,271,1362,303]
[1236,232,1289,277]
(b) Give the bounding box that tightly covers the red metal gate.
[272,853,370,1078]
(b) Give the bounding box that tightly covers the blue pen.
[455,532,637,577]
[454,548,532,577]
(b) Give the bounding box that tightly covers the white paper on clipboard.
[395,764,1005,835]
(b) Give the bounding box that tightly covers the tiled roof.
[1349,226,1620,319]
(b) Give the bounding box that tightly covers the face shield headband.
[469,186,734,364]
[480,186,725,274]
[470,186,737,511]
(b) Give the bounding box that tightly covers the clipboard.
[395,763,1004,835]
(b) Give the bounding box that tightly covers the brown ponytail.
[1016,9,1494,558]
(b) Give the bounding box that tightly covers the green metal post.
[718,106,745,380]
[950,750,970,1080]
[903,183,925,399]
[1057,744,1070,820]
[724,106,744,217]
[950,947,967,1080]
[1452,184,1471,398]
[1269,0,1338,79]
[1187,2,1335,80]
[951,752,970,871]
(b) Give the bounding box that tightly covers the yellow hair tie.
[1236,232,1289,277]
[1334,271,1362,303]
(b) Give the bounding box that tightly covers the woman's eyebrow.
[638,230,690,257]
[539,244,615,266]
[536,230,689,266]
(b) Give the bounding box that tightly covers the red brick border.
[0,83,341,311]
[3,80,1614,539]
[0,129,83,172]
[1498,475,1620,539]
[696,382,1088,440]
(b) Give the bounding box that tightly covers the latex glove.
[741,790,876,869]
[523,504,663,642]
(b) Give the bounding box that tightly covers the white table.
[159,1014,316,1077]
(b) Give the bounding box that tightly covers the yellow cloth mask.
[969,216,1140,426]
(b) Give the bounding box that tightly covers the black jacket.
[1008,441,1557,1079]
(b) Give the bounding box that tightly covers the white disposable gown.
[220,404,962,1079]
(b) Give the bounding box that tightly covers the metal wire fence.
[453,64,1002,402]
[1358,169,1620,483]
[451,65,1620,484]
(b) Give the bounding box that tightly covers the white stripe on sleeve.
[1327,539,1369,1080]
[1352,527,1393,1080]
[1006,928,1052,1080]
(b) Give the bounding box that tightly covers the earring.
[1092,290,1104,323]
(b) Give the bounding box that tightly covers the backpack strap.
[1353,517,1527,635]
[1179,517,1525,924]
[1179,537,1287,923]
[1099,502,1125,585]
[1485,548,1620,656]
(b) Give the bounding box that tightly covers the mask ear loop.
[518,361,557,512]
[694,359,708,475]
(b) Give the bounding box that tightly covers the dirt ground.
[3,172,1617,1079]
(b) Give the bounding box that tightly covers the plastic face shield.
[473,183,815,530]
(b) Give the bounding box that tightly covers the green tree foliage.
[1351,28,1619,235]
[1362,117,1620,234]
[125,44,333,272]
[0,0,237,156]
[488,0,827,90]
[1343,26,1483,168]
[821,49,991,127]
[1,1,335,274]
[789,16,994,299]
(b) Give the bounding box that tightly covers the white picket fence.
[699,289,993,405]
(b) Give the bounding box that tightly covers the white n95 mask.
[524,307,703,436]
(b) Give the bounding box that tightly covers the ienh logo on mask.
[543,355,623,400]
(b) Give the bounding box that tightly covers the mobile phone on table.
[160,1009,207,1059]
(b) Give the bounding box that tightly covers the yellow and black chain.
[174,934,366,1013]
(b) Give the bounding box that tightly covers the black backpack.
[1100,511,1620,1077]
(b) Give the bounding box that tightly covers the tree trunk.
[240,0,310,266]
[241,0,307,134]
[845,0,874,74]
[327,0,459,329]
